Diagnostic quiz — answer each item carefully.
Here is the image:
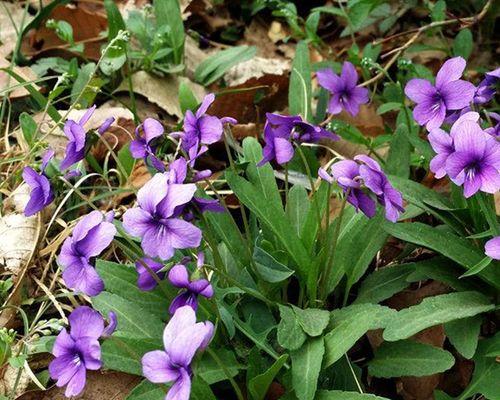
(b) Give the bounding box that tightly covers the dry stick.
[360,0,492,88]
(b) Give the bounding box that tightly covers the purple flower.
[168,263,213,314]
[404,57,476,131]
[41,148,55,171]
[317,62,369,116]
[60,105,96,170]
[485,112,500,138]
[136,258,166,291]
[142,306,214,400]
[428,128,454,179]
[166,157,224,215]
[258,114,300,166]
[293,121,339,143]
[102,311,118,337]
[485,237,500,260]
[49,306,105,397]
[58,211,116,296]
[98,117,115,135]
[175,94,236,166]
[130,118,165,171]
[474,67,500,104]
[444,113,500,198]
[319,155,404,222]
[122,173,202,260]
[22,166,54,217]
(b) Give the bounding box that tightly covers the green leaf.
[277,305,307,351]
[19,112,37,145]
[292,306,330,337]
[126,380,165,400]
[459,333,500,399]
[195,46,256,85]
[301,182,329,253]
[335,212,388,294]
[197,349,243,384]
[324,304,395,367]
[117,144,135,178]
[460,256,492,278]
[376,102,401,114]
[178,81,199,114]
[100,35,128,75]
[382,222,500,289]
[154,0,184,64]
[291,337,324,400]
[249,355,288,400]
[355,263,415,304]
[368,340,455,378]
[104,0,126,40]
[95,260,171,319]
[191,377,217,400]
[254,246,294,283]
[444,316,482,359]
[93,292,164,339]
[452,28,473,60]
[388,176,455,211]
[289,41,312,121]
[102,337,161,375]
[286,185,310,238]
[316,391,390,400]
[383,291,495,341]
[386,124,410,178]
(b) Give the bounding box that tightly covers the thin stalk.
[284,163,289,206]
[320,189,349,301]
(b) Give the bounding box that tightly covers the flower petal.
[404,79,436,103]
[163,306,196,352]
[198,115,223,145]
[166,368,191,400]
[168,264,190,288]
[440,80,476,110]
[62,262,104,297]
[137,173,170,214]
[142,118,164,143]
[273,137,294,165]
[157,183,197,218]
[142,350,179,383]
[435,56,466,88]
[340,61,358,89]
[316,69,342,93]
[122,207,154,237]
[485,237,500,260]
[196,93,216,118]
[165,218,202,250]
[52,329,75,357]
[69,306,104,340]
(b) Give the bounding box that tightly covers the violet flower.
[60,105,96,170]
[317,61,369,116]
[319,155,404,222]
[58,211,116,296]
[98,117,115,135]
[258,113,337,166]
[49,306,113,397]
[23,166,54,217]
[445,114,500,197]
[130,118,165,171]
[404,57,476,131]
[142,306,214,400]
[122,173,202,260]
[485,237,500,260]
[320,160,376,218]
[174,93,236,166]
[485,112,500,138]
[474,67,500,104]
[428,128,455,179]
[168,263,213,314]
[136,258,166,291]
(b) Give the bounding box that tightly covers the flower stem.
[320,189,349,302]
[207,348,244,400]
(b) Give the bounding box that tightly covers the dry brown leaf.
[0,362,30,398]
[21,4,107,61]
[115,72,206,119]
[0,58,40,99]
[268,21,287,43]
[0,2,32,58]
[0,184,42,328]
[224,57,290,87]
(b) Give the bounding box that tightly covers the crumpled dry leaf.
[0,363,30,398]
[0,1,32,58]
[224,56,290,87]
[0,184,42,328]
[185,36,211,79]
[21,4,107,60]
[115,72,206,119]
[0,58,39,99]
[268,21,287,43]
[0,184,41,273]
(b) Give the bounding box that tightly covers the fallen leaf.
[268,21,287,43]
[21,4,108,61]
[0,58,40,99]
[115,72,206,119]
[0,362,31,398]
[0,184,42,327]
[224,56,290,87]
[0,1,32,58]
